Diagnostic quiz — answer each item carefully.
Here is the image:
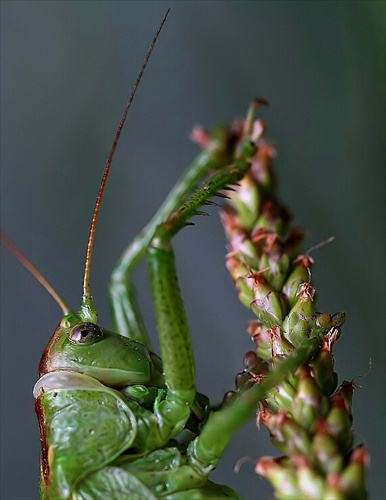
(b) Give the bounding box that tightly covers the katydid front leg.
[109,126,235,348]
[69,146,257,466]
[134,137,257,447]
[146,234,197,439]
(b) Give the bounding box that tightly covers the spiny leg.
[99,148,257,451]
[109,126,236,347]
[107,101,265,448]
[144,142,256,434]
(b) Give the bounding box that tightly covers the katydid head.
[39,318,155,387]
[0,234,162,387]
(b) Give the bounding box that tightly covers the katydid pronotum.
[1,10,334,500]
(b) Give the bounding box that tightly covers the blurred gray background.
[1,2,384,499]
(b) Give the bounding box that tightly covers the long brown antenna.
[1,231,71,315]
[82,9,170,298]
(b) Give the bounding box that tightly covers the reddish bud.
[190,126,211,149]
[251,274,284,328]
[270,326,294,359]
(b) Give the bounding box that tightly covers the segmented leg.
[109,126,235,347]
[143,135,256,428]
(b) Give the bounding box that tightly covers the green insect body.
[32,129,256,498]
[13,12,256,499]
[29,96,329,497]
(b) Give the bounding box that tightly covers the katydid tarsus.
[1,10,332,500]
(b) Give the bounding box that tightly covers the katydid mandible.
[1,11,339,500]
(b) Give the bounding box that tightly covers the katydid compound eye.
[69,323,103,345]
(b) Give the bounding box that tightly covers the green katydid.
[1,11,246,499]
[1,10,335,500]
